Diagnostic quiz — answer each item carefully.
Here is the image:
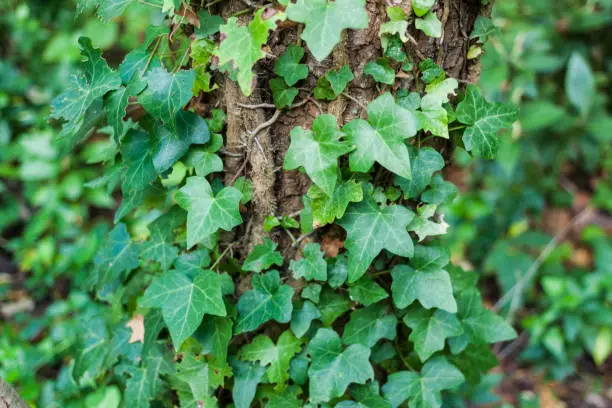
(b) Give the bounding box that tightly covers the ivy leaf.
[338,196,414,283]
[243,238,284,273]
[326,65,354,95]
[307,329,374,404]
[307,179,363,226]
[140,225,179,270]
[382,356,464,408]
[216,8,285,96]
[106,80,146,142]
[270,77,298,109]
[74,315,108,382]
[394,146,444,199]
[470,16,496,42]
[290,242,327,281]
[348,276,389,306]
[302,284,322,303]
[120,130,156,194]
[231,359,267,408]
[419,78,458,139]
[415,11,442,38]
[342,303,397,348]
[274,44,308,86]
[175,354,211,402]
[94,223,139,286]
[343,93,418,179]
[235,270,294,334]
[239,330,302,389]
[364,58,395,85]
[412,0,435,17]
[139,67,196,133]
[196,9,224,38]
[197,316,233,388]
[50,37,120,139]
[318,286,351,325]
[456,288,517,344]
[421,174,458,205]
[291,300,321,338]
[124,367,155,408]
[402,305,463,362]
[284,114,353,196]
[456,85,518,159]
[407,204,449,241]
[565,52,595,117]
[139,268,227,350]
[175,176,242,249]
[391,245,457,312]
[286,0,369,62]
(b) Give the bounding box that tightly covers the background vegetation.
[1,0,610,407]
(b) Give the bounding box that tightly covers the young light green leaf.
[342,303,397,348]
[139,268,226,349]
[239,330,302,388]
[391,245,456,312]
[412,0,435,17]
[338,197,414,283]
[326,65,354,95]
[243,238,284,273]
[565,52,595,116]
[287,0,369,61]
[175,176,242,248]
[284,114,353,196]
[216,8,285,96]
[364,58,395,85]
[403,305,463,362]
[415,11,442,38]
[274,44,309,86]
[290,242,327,281]
[343,93,418,179]
[50,37,121,139]
[307,179,363,226]
[307,328,374,403]
[235,270,294,334]
[382,356,464,408]
[456,84,518,159]
[407,204,449,241]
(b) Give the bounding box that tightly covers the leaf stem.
[211,242,236,270]
[140,36,163,79]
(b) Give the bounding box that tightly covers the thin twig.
[238,102,276,109]
[341,92,367,110]
[229,159,248,185]
[493,207,593,312]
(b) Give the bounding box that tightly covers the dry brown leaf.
[125,314,145,344]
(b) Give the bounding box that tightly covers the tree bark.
[0,377,29,408]
[208,0,486,258]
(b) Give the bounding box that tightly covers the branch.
[0,377,30,408]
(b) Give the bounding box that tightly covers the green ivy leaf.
[364,58,395,85]
[318,286,351,325]
[419,78,458,139]
[284,114,353,196]
[235,270,294,333]
[274,44,309,86]
[338,196,414,283]
[50,37,120,139]
[407,204,449,241]
[140,224,179,270]
[175,354,211,402]
[342,303,397,348]
[287,0,369,62]
[270,77,298,109]
[243,238,284,273]
[290,242,327,281]
[124,367,156,408]
[469,16,496,42]
[291,300,321,338]
[139,67,196,133]
[421,174,458,205]
[140,268,227,349]
[239,330,302,389]
[216,8,285,96]
[196,10,224,38]
[120,130,156,194]
[326,65,354,95]
[307,328,374,403]
[95,223,139,286]
[456,288,517,344]
[337,381,391,408]
[382,356,464,408]
[106,80,145,142]
[348,276,389,306]
[403,305,463,362]
[74,315,108,381]
[412,0,435,17]
[415,12,442,38]
[565,52,595,117]
[231,359,267,408]
[391,245,457,312]
[394,146,444,199]
[307,179,363,226]
[197,316,233,388]
[302,284,322,303]
[456,85,518,159]
[175,176,242,249]
[343,93,418,179]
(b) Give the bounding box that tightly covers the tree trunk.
[210,0,486,259]
[0,377,29,408]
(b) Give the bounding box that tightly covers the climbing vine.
[47,0,518,406]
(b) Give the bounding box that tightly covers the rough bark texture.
[207,0,486,259]
[0,377,29,408]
